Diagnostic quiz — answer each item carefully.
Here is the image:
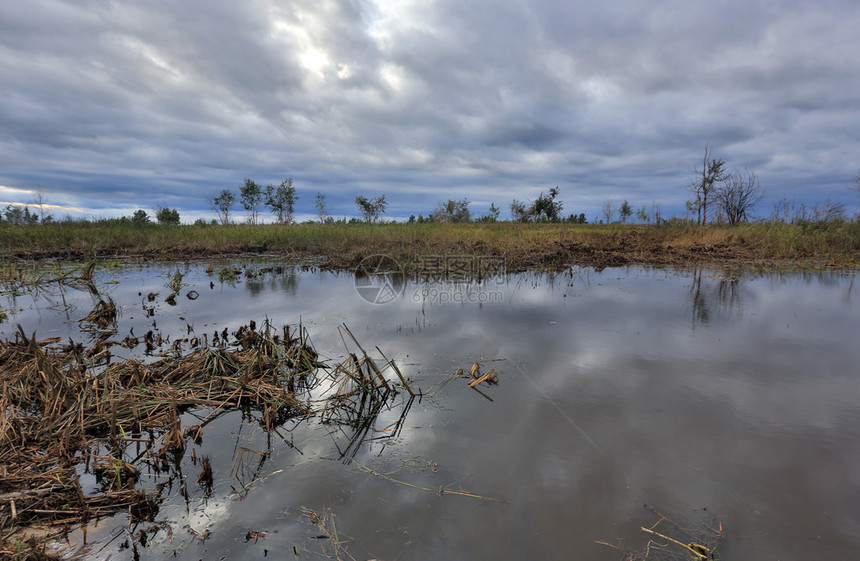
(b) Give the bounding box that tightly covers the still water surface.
[2,263,858,559]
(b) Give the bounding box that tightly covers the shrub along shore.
[1,219,859,271]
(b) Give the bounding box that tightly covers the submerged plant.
[218,266,238,284]
[80,297,117,329]
[81,259,98,282]
[168,269,183,293]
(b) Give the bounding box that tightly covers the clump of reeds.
[315,324,416,461]
[197,456,213,490]
[0,319,415,559]
[80,259,97,282]
[80,296,117,329]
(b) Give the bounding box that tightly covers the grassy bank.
[1,220,859,270]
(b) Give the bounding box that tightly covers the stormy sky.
[1,0,859,223]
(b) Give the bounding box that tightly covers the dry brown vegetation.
[1,220,859,272]
[0,321,413,559]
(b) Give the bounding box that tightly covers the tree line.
[213,178,298,225]
[211,178,387,225]
[3,157,856,227]
[208,152,769,226]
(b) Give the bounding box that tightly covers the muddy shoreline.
[1,237,840,273]
[3,222,859,272]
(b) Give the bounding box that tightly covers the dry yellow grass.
[1,219,858,271]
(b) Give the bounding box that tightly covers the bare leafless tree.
[715,168,764,225]
[32,189,47,224]
[601,200,614,224]
[813,198,846,223]
[315,192,330,223]
[650,201,663,224]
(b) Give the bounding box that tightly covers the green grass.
[1,219,858,270]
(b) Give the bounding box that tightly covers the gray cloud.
[1,0,859,221]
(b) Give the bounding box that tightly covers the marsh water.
[2,261,859,559]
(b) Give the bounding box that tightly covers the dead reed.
[597,504,723,560]
[0,320,413,559]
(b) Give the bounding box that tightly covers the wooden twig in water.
[375,345,414,397]
[352,460,507,504]
[640,527,711,560]
[468,369,498,387]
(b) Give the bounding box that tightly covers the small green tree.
[240,179,264,224]
[431,198,471,223]
[266,178,297,224]
[510,199,529,222]
[131,209,150,224]
[156,207,180,225]
[482,202,501,223]
[354,195,387,223]
[619,200,632,223]
[213,189,235,225]
[690,145,728,225]
[532,187,563,221]
[3,205,38,225]
[3,205,19,224]
[636,206,649,223]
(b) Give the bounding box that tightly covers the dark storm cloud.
[1,0,859,221]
